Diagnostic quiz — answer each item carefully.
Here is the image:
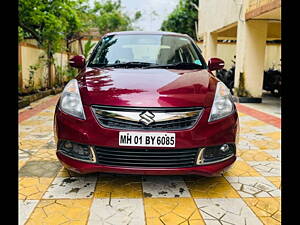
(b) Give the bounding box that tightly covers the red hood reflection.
[77,67,218,107]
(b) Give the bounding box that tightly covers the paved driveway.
[19,95,281,225]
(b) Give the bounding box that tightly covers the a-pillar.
[234,19,268,101]
[203,32,218,60]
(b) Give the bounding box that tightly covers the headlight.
[208,82,234,122]
[59,79,86,120]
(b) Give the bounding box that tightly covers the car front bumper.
[54,104,239,176]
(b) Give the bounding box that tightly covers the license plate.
[119,132,175,147]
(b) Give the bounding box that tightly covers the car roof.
[103,31,189,38]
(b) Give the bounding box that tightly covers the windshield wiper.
[145,62,203,69]
[89,62,156,68]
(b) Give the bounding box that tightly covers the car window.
[88,34,206,67]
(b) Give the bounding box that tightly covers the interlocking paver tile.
[266,177,281,189]
[251,139,281,150]
[20,119,48,126]
[144,198,204,225]
[225,176,280,197]
[22,132,53,141]
[238,150,277,161]
[19,149,37,161]
[264,150,281,160]
[95,174,142,198]
[19,177,53,200]
[251,124,280,133]
[237,139,260,150]
[43,176,97,199]
[242,120,267,127]
[184,176,239,198]
[264,131,281,141]
[28,149,57,161]
[194,198,263,225]
[223,160,260,176]
[142,176,191,198]
[244,197,281,225]
[88,198,145,225]
[31,126,53,133]
[19,139,48,151]
[19,125,35,133]
[19,161,61,177]
[25,199,91,225]
[238,115,257,122]
[247,161,281,177]
[19,200,39,225]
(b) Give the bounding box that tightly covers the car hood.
[77,67,218,108]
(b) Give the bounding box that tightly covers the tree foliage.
[19,0,141,87]
[89,0,141,35]
[161,0,198,40]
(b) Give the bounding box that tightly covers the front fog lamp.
[59,141,96,163]
[196,144,235,165]
[208,82,234,122]
[60,79,86,120]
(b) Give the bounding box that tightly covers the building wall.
[197,42,281,70]
[19,42,74,92]
[198,0,240,36]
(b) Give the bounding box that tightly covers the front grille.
[94,146,198,168]
[91,105,203,131]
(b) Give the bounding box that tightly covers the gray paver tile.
[19,200,39,225]
[88,198,145,225]
[225,176,280,197]
[19,161,62,177]
[43,176,97,199]
[195,198,263,225]
[142,176,191,198]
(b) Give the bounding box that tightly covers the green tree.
[19,0,88,87]
[83,38,96,58]
[161,0,198,40]
[89,0,141,35]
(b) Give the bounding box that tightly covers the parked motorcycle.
[263,67,281,97]
[216,59,235,95]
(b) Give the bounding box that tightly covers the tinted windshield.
[88,34,206,67]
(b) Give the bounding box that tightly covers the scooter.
[216,59,235,95]
[263,67,281,97]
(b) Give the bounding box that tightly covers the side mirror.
[208,58,225,71]
[69,55,85,69]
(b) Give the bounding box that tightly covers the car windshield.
[88,34,207,68]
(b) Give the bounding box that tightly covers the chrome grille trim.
[91,105,203,131]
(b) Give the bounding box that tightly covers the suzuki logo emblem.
[139,111,155,126]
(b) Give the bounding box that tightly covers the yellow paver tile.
[242,120,268,127]
[28,149,57,161]
[185,176,239,198]
[94,174,142,198]
[19,177,53,200]
[37,111,55,117]
[240,126,257,134]
[238,150,277,161]
[20,120,47,126]
[31,126,53,133]
[25,199,91,225]
[223,160,260,176]
[266,177,281,189]
[251,139,281,150]
[19,140,48,150]
[264,132,281,141]
[144,198,205,225]
[244,197,281,225]
[238,112,246,117]
[19,160,26,170]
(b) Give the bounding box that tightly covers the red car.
[54,31,239,176]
